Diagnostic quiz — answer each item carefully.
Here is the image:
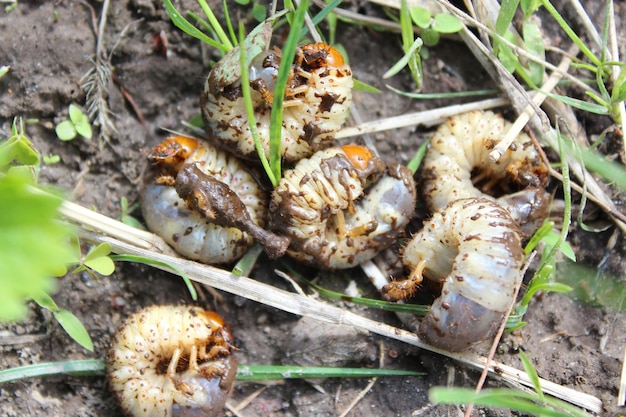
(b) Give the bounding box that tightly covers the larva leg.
[382,259,426,302]
[188,345,198,372]
[167,347,183,378]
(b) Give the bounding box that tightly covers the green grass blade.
[232,243,263,276]
[430,387,594,417]
[387,85,498,99]
[163,0,228,51]
[236,365,424,380]
[407,140,428,174]
[383,37,423,79]
[269,0,309,183]
[519,349,544,401]
[110,254,197,301]
[0,360,422,385]
[238,23,277,186]
[196,0,234,50]
[0,360,106,384]
[540,0,601,67]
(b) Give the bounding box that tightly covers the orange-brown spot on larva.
[201,310,225,329]
[301,43,345,67]
[341,145,372,170]
[150,136,200,170]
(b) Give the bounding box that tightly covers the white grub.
[106,305,237,417]
[421,110,550,235]
[269,145,416,269]
[384,198,524,351]
[201,43,353,163]
[142,136,267,264]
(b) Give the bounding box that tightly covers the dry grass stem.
[489,45,576,162]
[335,97,510,139]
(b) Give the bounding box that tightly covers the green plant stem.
[238,24,277,187]
[540,0,601,67]
[269,0,310,182]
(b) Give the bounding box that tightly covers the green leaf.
[55,120,77,141]
[432,13,463,33]
[251,3,266,22]
[0,171,75,322]
[54,309,94,351]
[421,28,440,47]
[522,19,545,86]
[43,154,61,165]
[32,291,59,312]
[74,120,92,140]
[352,78,381,93]
[163,0,227,51]
[68,104,82,123]
[110,254,198,301]
[0,359,106,384]
[0,118,40,168]
[494,0,520,40]
[0,65,9,79]
[409,6,431,29]
[81,243,115,276]
[519,350,544,401]
[547,92,610,115]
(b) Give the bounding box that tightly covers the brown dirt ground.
[1,1,625,416]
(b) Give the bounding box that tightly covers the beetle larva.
[383,198,524,351]
[421,110,550,235]
[269,145,417,269]
[142,136,271,264]
[201,42,353,163]
[106,306,237,417]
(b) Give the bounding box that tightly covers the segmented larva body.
[142,136,267,264]
[384,198,524,351]
[269,145,417,269]
[106,306,237,417]
[421,110,550,234]
[201,43,353,163]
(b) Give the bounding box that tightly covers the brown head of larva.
[299,42,345,70]
[150,136,199,168]
[105,305,238,417]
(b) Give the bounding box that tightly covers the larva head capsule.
[341,144,374,170]
[299,42,345,69]
[149,136,201,183]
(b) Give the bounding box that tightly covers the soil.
[1,1,625,416]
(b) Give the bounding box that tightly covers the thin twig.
[489,44,577,162]
[335,97,510,139]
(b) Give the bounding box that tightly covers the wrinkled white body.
[404,198,524,351]
[106,306,233,417]
[202,64,353,163]
[421,110,546,227]
[270,147,416,269]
